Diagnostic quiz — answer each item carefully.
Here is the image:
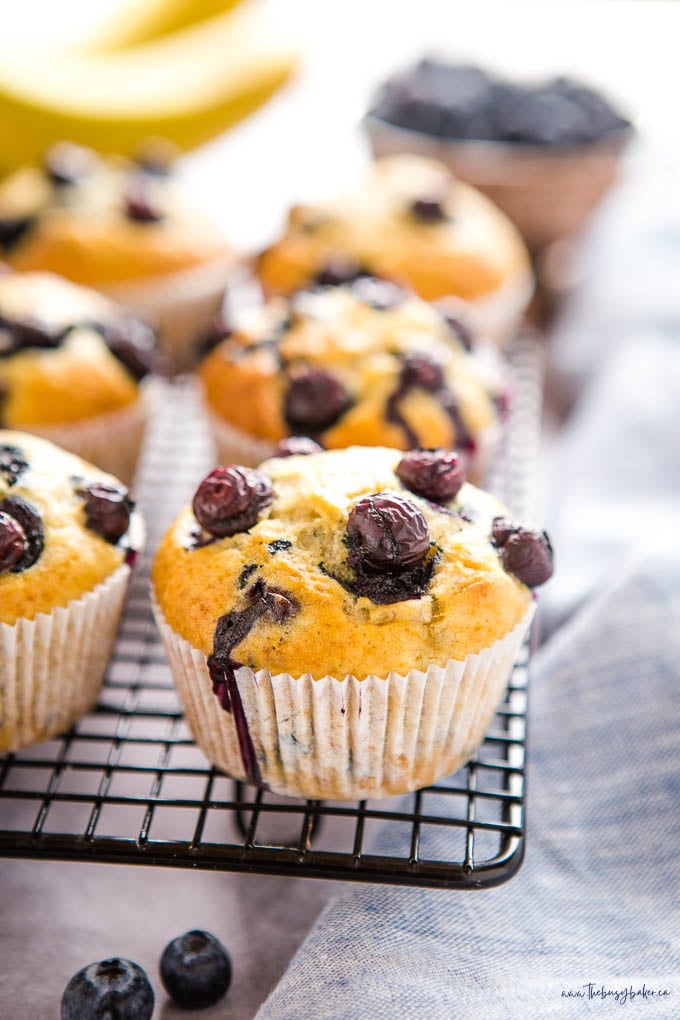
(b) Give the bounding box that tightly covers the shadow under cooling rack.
[0,335,542,890]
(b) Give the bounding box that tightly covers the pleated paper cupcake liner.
[100,257,234,374]
[152,596,535,800]
[0,512,144,753]
[24,381,159,487]
[468,269,534,348]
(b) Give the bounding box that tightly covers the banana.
[78,0,244,52]
[0,4,298,173]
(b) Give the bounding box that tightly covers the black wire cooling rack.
[0,335,544,890]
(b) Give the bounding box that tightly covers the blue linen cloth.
[256,166,680,1018]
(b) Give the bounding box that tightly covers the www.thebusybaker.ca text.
[561,982,672,1006]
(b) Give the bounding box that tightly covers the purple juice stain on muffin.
[192,466,273,538]
[386,351,475,452]
[284,366,351,437]
[0,444,28,487]
[273,436,323,458]
[397,448,466,503]
[207,578,299,785]
[325,492,439,604]
[0,496,44,571]
[77,482,134,544]
[491,515,554,588]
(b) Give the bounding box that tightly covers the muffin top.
[0,430,140,625]
[257,155,530,302]
[0,271,159,427]
[152,446,553,678]
[200,279,503,462]
[0,143,230,285]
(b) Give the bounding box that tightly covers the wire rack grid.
[0,335,544,890]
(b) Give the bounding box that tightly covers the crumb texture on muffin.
[152,446,531,679]
[0,430,133,624]
[257,155,529,302]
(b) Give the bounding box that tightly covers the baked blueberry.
[124,176,164,223]
[0,444,28,486]
[436,305,475,351]
[400,351,445,392]
[100,317,160,380]
[346,493,430,572]
[44,142,95,187]
[0,510,26,573]
[314,256,366,287]
[192,466,273,537]
[273,436,323,457]
[0,496,44,571]
[0,312,66,355]
[284,366,350,434]
[410,194,448,223]
[397,448,465,502]
[351,275,405,310]
[0,215,34,252]
[160,929,232,1010]
[78,482,134,543]
[492,517,553,587]
[61,958,154,1020]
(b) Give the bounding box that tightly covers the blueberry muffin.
[152,445,552,799]
[0,430,143,751]
[0,270,160,483]
[199,278,505,481]
[256,155,532,344]
[0,142,234,370]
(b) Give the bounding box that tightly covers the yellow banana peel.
[78,0,244,52]
[0,4,299,173]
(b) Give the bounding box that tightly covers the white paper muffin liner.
[152,596,535,800]
[0,513,144,752]
[100,258,234,374]
[467,270,534,348]
[204,403,502,484]
[23,381,159,487]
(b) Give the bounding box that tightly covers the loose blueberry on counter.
[0,444,28,486]
[273,436,322,457]
[284,366,351,435]
[160,930,232,1010]
[78,483,134,543]
[397,448,466,503]
[491,516,553,588]
[44,142,94,187]
[0,510,26,573]
[0,497,44,571]
[61,958,154,1020]
[347,493,430,572]
[192,466,273,538]
[123,176,164,223]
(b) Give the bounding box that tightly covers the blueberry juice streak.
[386,353,475,453]
[207,579,298,786]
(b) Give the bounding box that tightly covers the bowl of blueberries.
[365,59,634,250]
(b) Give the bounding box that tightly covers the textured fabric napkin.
[256,167,680,1018]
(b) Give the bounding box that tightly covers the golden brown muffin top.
[257,155,530,302]
[152,446,553,679]
[0,143,230,285]
[200,281,503,462]
[0,430,140,625]
[0,271,159,427]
